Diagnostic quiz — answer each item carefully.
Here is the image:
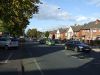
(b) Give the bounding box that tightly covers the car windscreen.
[11,38,18,41]
[0,38,9,41]
[74,41,82,44]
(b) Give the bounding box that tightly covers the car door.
[11,38,19,47]
[0,38,7,46]
[66,41,73,50]
[68,41,74,50]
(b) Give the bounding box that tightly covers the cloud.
[88,0,100,7]
[70,15,98,24]
[76,16,96,22]
[33,1,100,24]
[34,3,70,20]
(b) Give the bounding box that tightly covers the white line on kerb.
[28,51,44,75]
[5,53,13,63]
[0,53,13,64]
[33,58,44,75]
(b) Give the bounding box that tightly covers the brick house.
[49,19,100,41]
[67,25,82,40]
[49,30,57,39]
[56,28,68,40]
[49,28,68,40]
[71,25,82,39]
[80,19,100,40]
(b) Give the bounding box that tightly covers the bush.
[95,40,100,45]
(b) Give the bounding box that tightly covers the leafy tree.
[37,31,42,39]
[27,28,43,39]
[0,20,4,32]
[27,28,37,38]
[45,31,49,38]
[27,29,32,38]
[0,0,40,36]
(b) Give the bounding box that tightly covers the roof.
[58,28,69,33]
[49,30,57,34]
[71,25,83,32]
[49,28,69,34]
[82,20,100,30]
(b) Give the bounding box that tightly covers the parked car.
[46,39,55,46]
[65,40,91,52]
[39,38,46,44]
[18,37,26,42]
[54,39,61,44]
[0,37,19,50]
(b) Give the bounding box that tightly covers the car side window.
[67,41,73,44]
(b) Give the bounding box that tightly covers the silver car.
[0,37,19,50]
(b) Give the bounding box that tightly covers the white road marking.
[0,61,8,64]
[28,51,44,75]
[5,53,13,63]
[0,53,13,64]
[33,58,44,75]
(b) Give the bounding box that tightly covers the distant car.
[54,39,61,44]
[46,39,55,46]
[0,37,19,50]
[39,39,46,44]
[65,40,91,52]
[18,37,26,42]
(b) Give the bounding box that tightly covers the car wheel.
[74,47,78,52]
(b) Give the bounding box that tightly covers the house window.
[83,30,85,32]
[93,29,96,32]
[86,30,89,32]
[84,30,89,32]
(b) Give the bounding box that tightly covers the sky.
[26,0,100,32]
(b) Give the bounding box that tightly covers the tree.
[0,0,40,36]
[27,28,43,39]
[27,28,37,38]
[37,31,42,39]
[45,31,49,38]
[0,20,4,32]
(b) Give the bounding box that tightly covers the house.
[56,28,68,40]
[49,19,100,41]
[80,19,100,40]
[49,30,57,39]
[49,28,69,40]
[67,25,82,40]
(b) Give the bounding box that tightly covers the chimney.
[95,19,100,24]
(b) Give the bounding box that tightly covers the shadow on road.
[21,51,100,75]
[0,43,100,75]
[23,65,100,75]
[8,43,64,60]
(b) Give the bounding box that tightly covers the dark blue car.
[65,40,91,52]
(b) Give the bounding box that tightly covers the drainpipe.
[90,28,92,40]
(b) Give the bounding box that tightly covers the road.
[0,42,100,75]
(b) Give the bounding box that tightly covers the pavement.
[91,46,100,52]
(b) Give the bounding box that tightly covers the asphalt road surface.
[0,42,100,75]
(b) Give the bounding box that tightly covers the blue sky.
[26,0,100,32]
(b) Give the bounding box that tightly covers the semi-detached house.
[49,19,100,41]
[80,19,100,40]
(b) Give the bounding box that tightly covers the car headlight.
[78,46,83,48]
